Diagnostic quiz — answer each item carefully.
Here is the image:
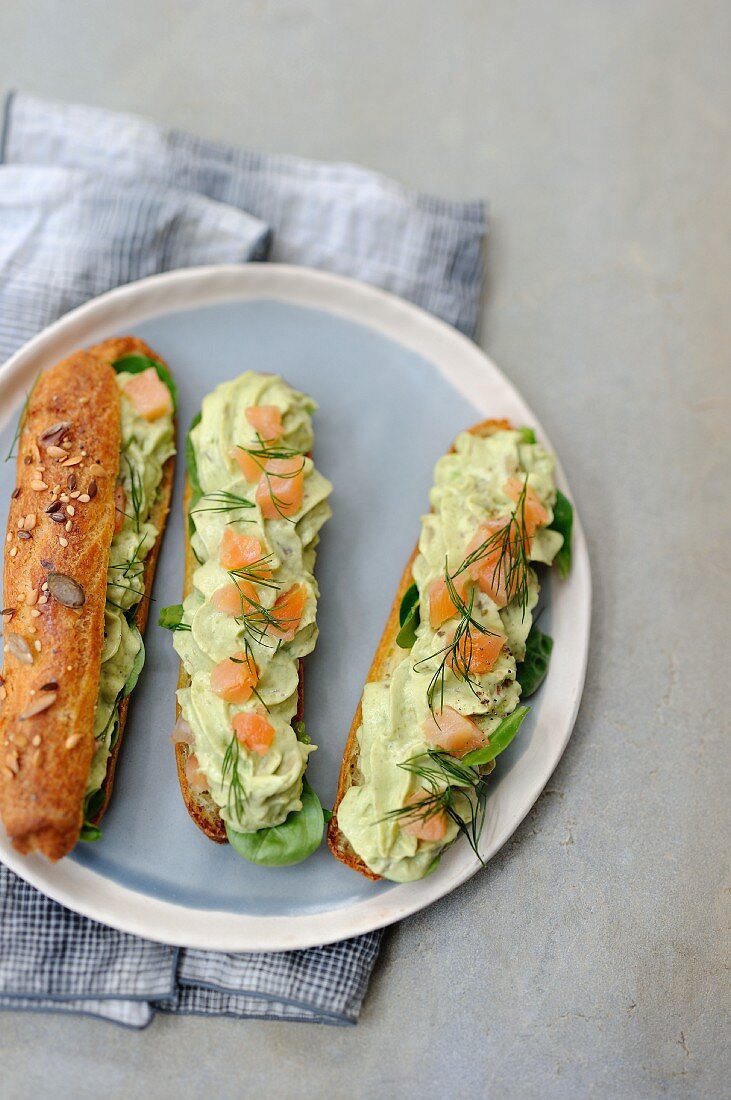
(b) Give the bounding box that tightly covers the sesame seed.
[38,595,48,605]
[16,518,24,530]
[9,547,17,558]
[59,537,68,547]
[65,733,81,750]
[33,640,41,652]
[59,493,70,503]
[31,734,41,747]
[25,589,38,606]
[69,490,80,500]
[66,505,75,516]
[65,521,72,532]
[24,513,36,531]
[41,582,48,592]
[30,609,40,618]
[6,533,11,543]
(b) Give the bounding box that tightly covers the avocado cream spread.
[173,373,332,834]
[337,428,564,882]
[85,373,175,819]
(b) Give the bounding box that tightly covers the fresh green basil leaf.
[79,822,102,842]
[517,624,553,697]
[122,627,145,698]
[519,426,536,444]
[397,582,420,649]
[399,583,419,626]
[158,603,186,631]
[461,706,530,767]
[549,490,573,579]
[225,779,326,866]
[83,786,105,823]
[112,352,178,412]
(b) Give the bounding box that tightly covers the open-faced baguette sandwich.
[0,338,176,860]
[160,372,332,866]
[328,419,573,882]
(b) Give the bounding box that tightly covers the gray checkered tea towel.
[0,91,488,1028]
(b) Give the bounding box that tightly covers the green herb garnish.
[549,490,573,579]
[396,582,420,650]
[158,604,191,632]
[517,624,553,697]
[4,386,32,463]
[414,571,501,718]
[225,778,326,866]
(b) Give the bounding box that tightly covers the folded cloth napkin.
[0,91,488,1028]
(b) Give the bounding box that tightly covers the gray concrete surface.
[0,2,729,1097]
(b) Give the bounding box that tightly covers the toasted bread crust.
[174,472,306,844]
[0,337,175,860]
[327,418,514,879]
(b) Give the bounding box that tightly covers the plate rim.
[0,263,591,951]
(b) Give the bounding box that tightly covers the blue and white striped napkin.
[0,91,488,1027]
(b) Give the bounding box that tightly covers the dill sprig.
[227,552,281,592]
[236,433,306,522]
[380,750,491,864]
[414,572,501,718]
[5,387,32,463]
[221,731,247,821]
[230,640,270,713]
[454,479,532,619]
[227,573,281,649]
[190,490,255,520]
[116,455,144,534]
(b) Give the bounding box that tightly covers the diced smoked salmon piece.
[123,367,172,421]
[246,405,283,440]
[185,753,209,793]
[428,574,469,629]
[232,712,276,756]
[422,706,487,757]
[219,530,270,578]
[400,790,448,841]
[114,485,126,534]
[268,584,307,642]
[505,477,548,535]
[210,651,258,704]
[256,456,305,519]
[230,445,265,483]
[464,521,513,608]
[212,579,258,616]
[449,628,505,675]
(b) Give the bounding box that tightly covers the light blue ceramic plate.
[0,266,590,950]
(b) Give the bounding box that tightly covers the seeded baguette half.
[0,337,175,861]
[327,419,513,880]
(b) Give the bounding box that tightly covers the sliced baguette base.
[327,419,514,880]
